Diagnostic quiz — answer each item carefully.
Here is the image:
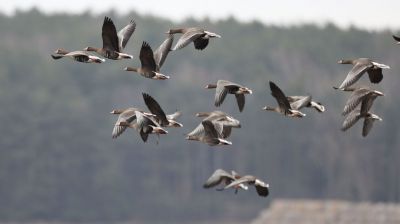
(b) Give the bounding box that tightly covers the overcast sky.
[2,0,400,30]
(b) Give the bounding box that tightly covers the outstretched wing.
[341,110,361,131]
[172,28,205,50]
[142,93,169,126]
[139,42,157,71]
[117,19,136,51]
[203,169,233,188]
[338,62,372,89]
[342,88,371,116]
[154,34,174,69]
[102,17,119,51]
[269,81,291,113]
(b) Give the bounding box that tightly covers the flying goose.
[118,111,168,142]
[335,86,384,116]
[84,17,135,60]
[203,169,248,194]
[336,58,390,90]
[51,49,105,63]
[224,175,270,197]
[262,81,306,117]
[205,80,253,112]
[195,111,241,138]
[166,27,221,51]
[124,42,170,80]
[110,108,154,139]
[341,91,382,137]
[142,93,183,127]
[287,96,325,113]
[186,120,232,146]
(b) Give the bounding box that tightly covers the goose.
[205,80,253,112]
[262,81,306,117]
[124,42,170,80]
[118,111,168,142]
[84,17,135,60]
[186,120,232,146]
[166,27,221,51]
[203,169,248,194]
[287,95,325,113]
[334,86,384,116]
[195,110,241,138]
[224,175,270,197]
[341,91,382,137]
[336,58,390,89]
[142,93,182,127]
[110,108,153,139]
[51,49,105,63]
[392,35,400,44]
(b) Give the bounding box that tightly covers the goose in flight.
[110,108,153,139]
[335,86,384,116]
[262,81,306,118]
[84,17,135,60]
[51,49,105,63]
[341,90,382,137]
[118,111,168,142]
[124,42,170,80]
[166,27,221,51]
[186,120,232,146]
[336,58,390,90]
[205,80,252,112]
[203,169,248,194]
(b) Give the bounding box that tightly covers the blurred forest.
[0,9,399,224]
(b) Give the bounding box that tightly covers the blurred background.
[0,1,400,223]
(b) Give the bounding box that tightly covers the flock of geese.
[51,16,396,198]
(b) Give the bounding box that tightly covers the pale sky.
[2,0,400,30]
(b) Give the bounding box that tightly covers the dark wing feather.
[102,17,120,51]
[338,63,373,89]
[221,126,232,139]
[362,117,375,137]
[255,185,269,197]
[202,120,220,138]
[117,20,136,51]
[367,68,383,84]
[139,129,149,142]
[269,81,291,113]
[142,93,169,126]
[235,94,245,112]
[193,38,209,50]
[392,35,400,42]
[139,42,157,71]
